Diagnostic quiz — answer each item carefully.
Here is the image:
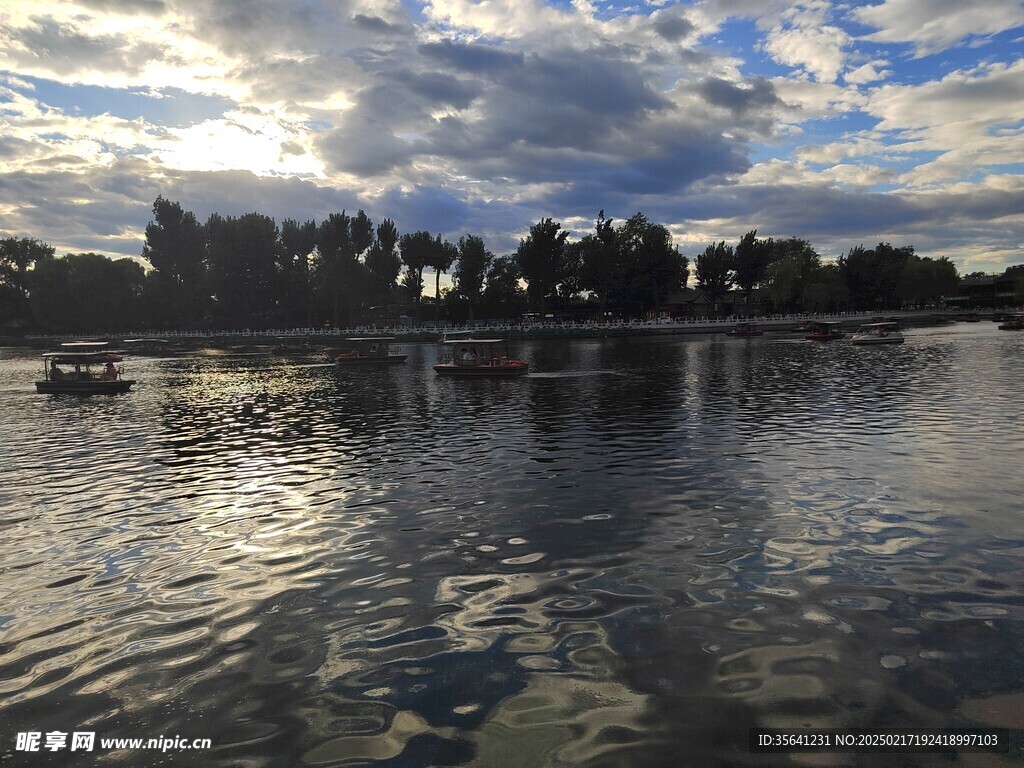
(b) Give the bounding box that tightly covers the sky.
[1,0,1022,279]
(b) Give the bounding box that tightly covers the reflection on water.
[1,324,1023,766]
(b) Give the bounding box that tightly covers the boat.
[851,322,905,345]
[806,321,846,341]
[726,322,764,337]
[272,337,317,355]
[434,338,529,376]
[36,342,136,394]
[998,314,1024,330]
[122,338,173,356]
[335,337,407,365]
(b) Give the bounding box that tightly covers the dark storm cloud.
[375,186,472,234]
[653,14,695,42]
[696,77,781,114]
[391,71,482,111]
[351,14,406,35]
[9,18,166,77]
[418,41,526,75]
[181,0,414,60]
[78,0,166,14]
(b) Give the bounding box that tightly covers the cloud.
[853,0,1024,57]
[762,4,851,83]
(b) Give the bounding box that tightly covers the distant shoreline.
[2,310,997,349]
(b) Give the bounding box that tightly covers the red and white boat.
[335,337,407,366]
[434,338,528,377]
[998,314,1024,330]
[806,321,846,341]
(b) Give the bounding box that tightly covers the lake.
[1,322,1022,767]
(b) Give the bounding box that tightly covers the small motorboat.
[335,337,407,366]
[434,338,528,376]
[726,322,764,337]
[998,314,1024,330]
[36,342,136,394]
[851,322,905,345]
[806,321,846,341]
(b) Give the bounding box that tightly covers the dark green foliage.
[29,253,146,333]
[612,213,688,314]
[398,231,435,317]
[695,241,734,313]
[142,196,206,329]
[1,236,54,326]
[765,237,820,313]
[481,255,525,317]
[280,219,318,327]
[453,234,493,321]
[365,218,403,304]
[516,218,569,317]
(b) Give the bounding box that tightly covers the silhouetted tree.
[280,219,317,327]
[142,196,206,329]
[695,241,734,315]
[577,211,619,316]
[0,236,54,326]
[615,212,687,315]
[453,234,493,322]
[732,230,773,315]
[516,218,568,318]
[426,234,458,323]
[482,255,525,318]
[766,238,820,313]
[398,231,434,320]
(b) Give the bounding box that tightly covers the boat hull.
[806,333,845,341]
[998,323,1023,330]
[335,354,408,365]
[434,362,529,376]
[851,336,904,345]
[36,379,136,394]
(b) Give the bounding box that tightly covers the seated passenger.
[50,362,65,380]
[102,362,118,381]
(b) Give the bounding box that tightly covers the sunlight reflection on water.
[1,323,1023,766]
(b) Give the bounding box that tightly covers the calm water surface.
[1,324,1023,767]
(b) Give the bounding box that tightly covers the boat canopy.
[44,351,123,364]
[858,322,899,328]
[60,341,109,349]
[440,338,506,345]
[347,337,397,342]
[123,338,168,344]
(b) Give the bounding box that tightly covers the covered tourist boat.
[335,337,407,365]
[998,313,1024,330]
[851,322,905,345]
[434,338,529,376]
[726,322,764,337]
[36,342,135,394]
[806,321,846,341]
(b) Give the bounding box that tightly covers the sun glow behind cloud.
[0,0,1020,271]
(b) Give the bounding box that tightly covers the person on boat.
[102,362,118,381]
[50,361,65,380]
[460,347,478,366]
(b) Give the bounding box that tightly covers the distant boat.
[726,322,763,337]
[998,314,1024,331]
[36,342,135,394]
[122,338,172,356]
[434,338,529,376]
[335,337,407,366]
[806,321,846,341]
[851,322,905,345]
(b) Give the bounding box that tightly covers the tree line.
[1,196,972,334]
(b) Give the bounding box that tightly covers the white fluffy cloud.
[853,0,1024,56]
